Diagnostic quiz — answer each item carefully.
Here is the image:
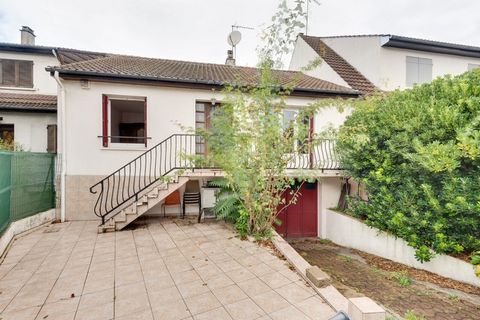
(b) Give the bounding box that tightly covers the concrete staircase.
[98,176,189,233]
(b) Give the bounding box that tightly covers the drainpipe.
[53,70,67,222]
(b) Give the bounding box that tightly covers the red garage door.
[276,181,318,238]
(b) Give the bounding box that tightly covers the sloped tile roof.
[48,55,359,96]
[55,48,110,65]
[0,93,57,112]
[300,34,378,95]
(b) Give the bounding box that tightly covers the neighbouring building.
[0,26,108,152]
[290,33,480,93]
[47,54,360,237]
[0,27,58,152]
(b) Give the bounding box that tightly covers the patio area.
[0,216,336,320]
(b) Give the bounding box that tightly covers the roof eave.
[48,68,360,97]
[0,44,55,55]
[383,36,480,58]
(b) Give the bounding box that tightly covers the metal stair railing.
[89,134,341,225]
[89,134,198,225]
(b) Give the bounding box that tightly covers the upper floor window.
[406,56,432,87]
[468,63,480,71]
[102,95,147,147]
[0,59,33,88]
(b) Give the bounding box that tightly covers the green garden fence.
[0,151,55,235]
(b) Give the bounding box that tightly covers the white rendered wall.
[321,36,480,91]
[62,80,333,176]
[378,47,480,91]
[0,51,58,95]
[325,209,480,287]
[290,37,350,88]
[0,111,56,152]
[322,36,382,88]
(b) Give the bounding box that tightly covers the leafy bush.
[338,70,480,262]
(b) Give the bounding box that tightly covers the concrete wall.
[0,111,56,152]
[0,209,55,258]
[0,51,58,95]
[325,209,480,287]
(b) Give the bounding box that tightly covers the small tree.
[198,0,320,238]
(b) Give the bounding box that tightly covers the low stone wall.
[0,209,55,258]
[325,209,480,287]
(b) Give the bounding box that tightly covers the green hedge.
[338,70,480,262]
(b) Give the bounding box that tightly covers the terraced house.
[47,53,360,236]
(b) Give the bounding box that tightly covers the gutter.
[383,36,480,58]
[53,69,67,223]
[46,68,360,97]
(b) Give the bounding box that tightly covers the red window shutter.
[144,97,147,147]
[102,95,108,147]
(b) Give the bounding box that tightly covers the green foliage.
[194,0,320,239]
[0,139,23,151]
[338,70,480,262]
[471,251,480,265]
[209,179,244,223]
[390,271,412,286]
[404,310,426,320]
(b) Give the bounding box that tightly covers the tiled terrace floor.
[0,217,336,320]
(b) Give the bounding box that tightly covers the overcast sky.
[1,0,479,68]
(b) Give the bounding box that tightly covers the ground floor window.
[102,95,147,147]
[195,101,218,155]
[0,124,14,143]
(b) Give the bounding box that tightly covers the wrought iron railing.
[90,134,340,224]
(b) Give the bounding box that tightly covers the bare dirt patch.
[289,238,480,320]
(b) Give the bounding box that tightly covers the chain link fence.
[0,151,55,235]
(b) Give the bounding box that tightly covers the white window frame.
[406,56,433,87]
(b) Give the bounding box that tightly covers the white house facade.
[290,34,480,93]
[48,54,359,237]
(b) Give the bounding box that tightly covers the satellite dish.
[227,30,242,47]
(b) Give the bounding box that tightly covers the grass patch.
[404,310,426,320]
[390,271,412,286]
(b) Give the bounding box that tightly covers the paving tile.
[75,301,114,320]
[224,267,256,283]
[184,292,221,315]
[36,297,79,319]
[224,298,266,320]
[147,285,182,303]
[194,306,233,320]
[171,269,201,285]
[212,284,248,305]
[294,296,336,320]
[115,292,151,318]
[251,290,291,314]
[0,305,40,320]
[77,287,114,310]
[274,282,313,305]
[151,298,191,320]
[259,272,292,289]
[117,308,154,320]
[268,305,311,320]
[236,278,271,297]
[177,279,210,298]
[205,272,234,290]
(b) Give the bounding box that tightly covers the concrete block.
[348,297,385,320]
[306,266,331,287]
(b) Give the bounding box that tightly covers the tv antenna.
[227,24,254,63]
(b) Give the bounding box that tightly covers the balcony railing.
[90,134,341,224]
